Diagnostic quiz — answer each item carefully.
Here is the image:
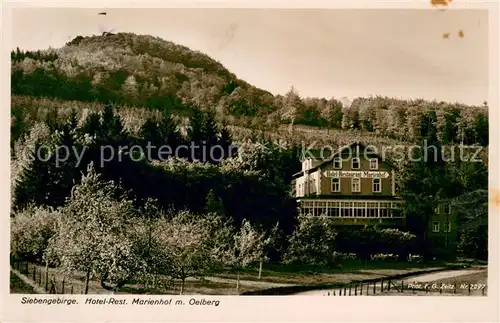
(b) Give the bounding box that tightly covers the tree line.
[10,34,489,147]
[397,128,488,260]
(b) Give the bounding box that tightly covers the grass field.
[215,260,450,285]
[10,271,36,294]
[13,259,455,295]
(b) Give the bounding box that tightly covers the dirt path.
[199,276,294,288]
[12,262,290,295]
[294,268,486,296]
[402,269,485,283]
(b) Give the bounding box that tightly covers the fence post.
[344,286,346,296]
[388,280,391,292]
[366,283,369,295]
[373,282,376,294]
[71,286,74,294]
[33,266,36,281]
[349,286,351,296]
[401,281,404,293]
[381,280,384,292]
[354,285,357,296]
[468,284,471,295]
[62,279,65,294]
[25,262,29,275]
[454,284,456,294]
[45,268,49,292]
[360,284,362,295]
[38,270,42,286]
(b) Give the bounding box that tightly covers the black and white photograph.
[3,1,498,321]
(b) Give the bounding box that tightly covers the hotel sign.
[323,170,390,178]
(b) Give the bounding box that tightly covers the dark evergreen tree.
[80,111,101,138]
[187,108,205,161]
[11,107,27,148]
[14,115,84,210]
[45,107,61,133]
[202,111,220,163]
[44,123,82,207]
[474,113,488,146]
[159,111,183,153]
[203,111,219,148]
[217,120,234,161]
[187,108,204,143]
[68,108,79,133]
[100,104,127,143]
[139,112,183,161]
[13,141,51,210]
[204,189,225,215]
[139,118,162,159]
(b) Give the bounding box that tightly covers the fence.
[322,278,487,296]
[11,258,83,294]
[11,257,487,297]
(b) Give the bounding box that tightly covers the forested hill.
[11,32,276,115]
[11,32,488,147]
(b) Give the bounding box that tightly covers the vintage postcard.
[1,0,499,322]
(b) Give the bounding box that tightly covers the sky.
[11,8,489,105]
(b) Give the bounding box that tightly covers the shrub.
[370,253,399,261]
[10,204,60,263]
[336,226,416,260]
[283,215,338,266]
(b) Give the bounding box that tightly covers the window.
[444,221,452,232]
[352,157,360,169]
[369,158,378,170]
[444,204,451,214]
[367,202,378,218]
[352,178,361,192]
[333,157,342,169]
[372,178,381,192]
[332,178,340,192]
[434,205,440,214]
[433,222,440,232]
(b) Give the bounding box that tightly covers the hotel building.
[292,142,457,257]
